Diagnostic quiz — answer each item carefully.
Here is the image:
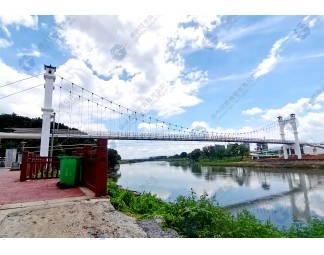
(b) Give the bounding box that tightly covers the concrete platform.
[0,167,91,206]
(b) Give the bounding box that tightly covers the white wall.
[5,149,17,167]
[303,146,324,155]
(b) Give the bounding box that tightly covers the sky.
[1,14,324,158]
[0,0,323,253]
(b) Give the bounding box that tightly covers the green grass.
[198,157,254,167]
[198,158,324,169]
[167,158,190,162]
[107,180,324,238]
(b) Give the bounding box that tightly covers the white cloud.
[190,121,253,135]
[1,25,11,37]
[17,50,41,57]
[0,15,38,30]
[216,41,233,50]
[245,16,321,79]
[0,38,12,48]
[166,15,233,53]
[254,36,289,78]
[283,52,324,63]
[303,15,317,28]
[298,112,324,142]
[54,15,209,118]
[316,92,324,102]
[41,23,48,29]
[138,122,167,130]
[223,16,286,42]
[261,98,320,121]
[0,60,44,117]
[308,18,317,28]
[242,107,263,115]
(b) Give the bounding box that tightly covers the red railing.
[20,139,108,197]
[72,139,108,197]
[20,151,60,181]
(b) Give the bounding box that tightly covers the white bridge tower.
[40,65,56,157]
[278,113,302,160]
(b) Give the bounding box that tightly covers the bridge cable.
[0,73,43,89]
[0,83,43,100]
[57,78,63,132]
[57,75,191,134]
[56,75,281,139]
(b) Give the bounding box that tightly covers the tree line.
[149,143,250,162]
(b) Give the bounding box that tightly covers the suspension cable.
[0,73,43,89]
[0,83,43,99]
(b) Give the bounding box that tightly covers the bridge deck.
[1,131,323,147]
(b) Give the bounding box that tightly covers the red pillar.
[95,139,108,197]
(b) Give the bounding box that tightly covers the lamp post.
[21,141,27,151]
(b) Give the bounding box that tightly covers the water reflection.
[117,161,324,228]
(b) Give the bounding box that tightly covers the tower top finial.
[44,64,56,82]
[44,64,56,71]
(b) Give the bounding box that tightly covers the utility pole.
[40,65,56,157]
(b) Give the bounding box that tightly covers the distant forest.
[0,113,70,132]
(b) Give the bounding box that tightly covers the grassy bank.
[198,158,324,169]
[107,180,324,238]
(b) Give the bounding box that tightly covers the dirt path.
[0,199,147,238]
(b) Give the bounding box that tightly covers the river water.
[116,161,324,228]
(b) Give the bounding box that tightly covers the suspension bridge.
[1,65,323,159]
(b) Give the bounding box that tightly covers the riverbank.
[108,180,324,238]
[198,158,324,169]
[123,157,324,170]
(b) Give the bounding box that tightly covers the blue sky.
[1,15,324,158]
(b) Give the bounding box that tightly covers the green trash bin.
[58,156,82,187]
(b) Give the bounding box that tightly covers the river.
[116,161,324,228]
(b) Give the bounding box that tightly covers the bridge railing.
[68,131,297,144]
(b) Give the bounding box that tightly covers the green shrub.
[107,179,324,238]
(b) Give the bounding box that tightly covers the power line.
[0,83,44,100]
[0,73,43,89]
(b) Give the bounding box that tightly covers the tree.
[202,145,216,158]
[215,148,225,159]
[180,152,188,158]
[225,143,249,158]
[189,149,202,161]
[238,144,250,158]
[108,148,121,169]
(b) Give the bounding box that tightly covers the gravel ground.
[137,219,181,238]
[0,198,180,238]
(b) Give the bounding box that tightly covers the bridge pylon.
[278,114,302,160]
[40,65,56,157]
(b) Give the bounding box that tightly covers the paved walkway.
[0,168,86,206]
